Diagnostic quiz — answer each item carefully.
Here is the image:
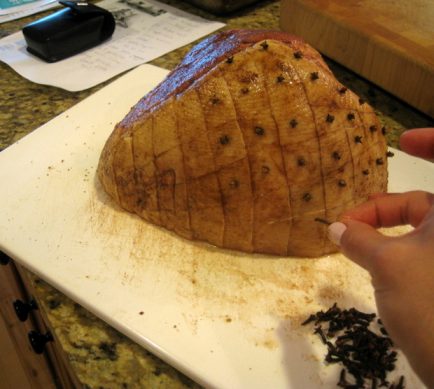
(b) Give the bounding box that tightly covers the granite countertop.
[1,1,433,388]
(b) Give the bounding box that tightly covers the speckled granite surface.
[1,0,433,387]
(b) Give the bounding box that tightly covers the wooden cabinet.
[0,252,81,389]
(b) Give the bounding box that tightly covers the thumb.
[328,219,391,272]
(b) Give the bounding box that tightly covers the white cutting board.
[0,64,431,388]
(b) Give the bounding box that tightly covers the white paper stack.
[0,0,59,23]
[0,0,225,90]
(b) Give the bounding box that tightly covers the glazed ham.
[97,30,388,257]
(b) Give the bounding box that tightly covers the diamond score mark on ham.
[97,30,391,257]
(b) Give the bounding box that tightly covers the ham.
[97,30,388,257]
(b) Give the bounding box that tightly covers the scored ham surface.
[97,30,388,257]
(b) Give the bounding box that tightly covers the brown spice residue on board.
[88,174,411,350]
[255,337,278,350]
[171,248,375,347]
[255,327,279,350]
[318,285,344,301]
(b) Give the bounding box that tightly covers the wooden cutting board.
[280,0,434,118]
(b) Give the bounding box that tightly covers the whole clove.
[261,165,270,174]
[302,304,405,389]
[297,157,306,166]
[229,179,239,189]
[310,72,319,81]
[254,126,265,136]
[314,217,331,225]
[332,151,341,160]
[326,114,335,123]
[301,314,317,325]
[289,118,298,128]
[338,369,349,387]
[314,326,328,344]
[219,135,230,145]
[302,192,312,202]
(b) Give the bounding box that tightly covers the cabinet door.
[15,264,83,389]
[0,260,56,389]
[0,311,35,389]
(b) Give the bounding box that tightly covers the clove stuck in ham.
[97,30,388,257]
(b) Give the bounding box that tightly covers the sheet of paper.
[0,0,224,91]
[0,0,58,23]
[0,0,55,14]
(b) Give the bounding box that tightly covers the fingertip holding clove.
[328,222,347,246]
[314,217,331,225]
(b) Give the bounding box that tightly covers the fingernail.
[328,222,347,246]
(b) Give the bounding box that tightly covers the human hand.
[326,128,434,387]
[328,191,434,387]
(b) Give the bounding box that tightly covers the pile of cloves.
[302,304,405,388]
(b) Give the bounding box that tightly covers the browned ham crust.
[97,30,388,257]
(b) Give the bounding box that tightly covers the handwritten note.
[0,0,224,91]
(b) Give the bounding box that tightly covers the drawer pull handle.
[28,330,53,354]
[13,299,38,322]
[0,251,10,265]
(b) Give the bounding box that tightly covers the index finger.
[399,128,434,161]
[341,191,434,228]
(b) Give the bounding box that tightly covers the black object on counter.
[22,1,115,63]
[181,0,261,15]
